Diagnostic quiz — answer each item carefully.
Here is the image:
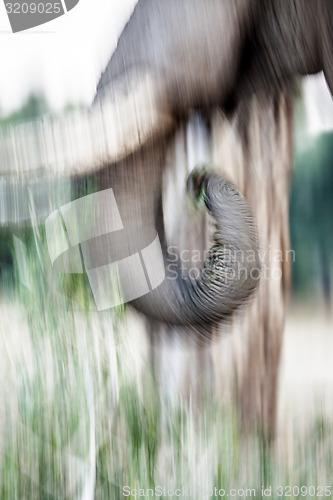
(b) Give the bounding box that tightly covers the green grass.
[1,221,333,499]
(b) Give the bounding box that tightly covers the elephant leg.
[210,86,293,438]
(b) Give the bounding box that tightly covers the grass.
[1,221,333,499]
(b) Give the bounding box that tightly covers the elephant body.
[1,0,332,432]
[86,0,332,330]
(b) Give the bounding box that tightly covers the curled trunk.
[132,170,260,327]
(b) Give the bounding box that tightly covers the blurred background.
[0,0,333,497]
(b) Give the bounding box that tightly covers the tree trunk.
[151,85,293,436]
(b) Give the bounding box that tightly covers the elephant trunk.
[132,170,261,327]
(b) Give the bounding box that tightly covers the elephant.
[0,0,332,331]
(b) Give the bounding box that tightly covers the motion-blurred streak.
[0,0,333,438]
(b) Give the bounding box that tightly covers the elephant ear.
[322,0,333,96]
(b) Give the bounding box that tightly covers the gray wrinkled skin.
[131,171,261,327]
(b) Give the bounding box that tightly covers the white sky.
[304,74,333,135]
[0,0,332,133]
[0,0,137,112]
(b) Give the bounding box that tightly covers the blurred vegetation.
[0,94,52,284]
[0,94,49,126]
[0,94,97,288]
[290,94,333,303]
[1,230,333,498]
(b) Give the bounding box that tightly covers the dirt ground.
[278,300,333,447]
